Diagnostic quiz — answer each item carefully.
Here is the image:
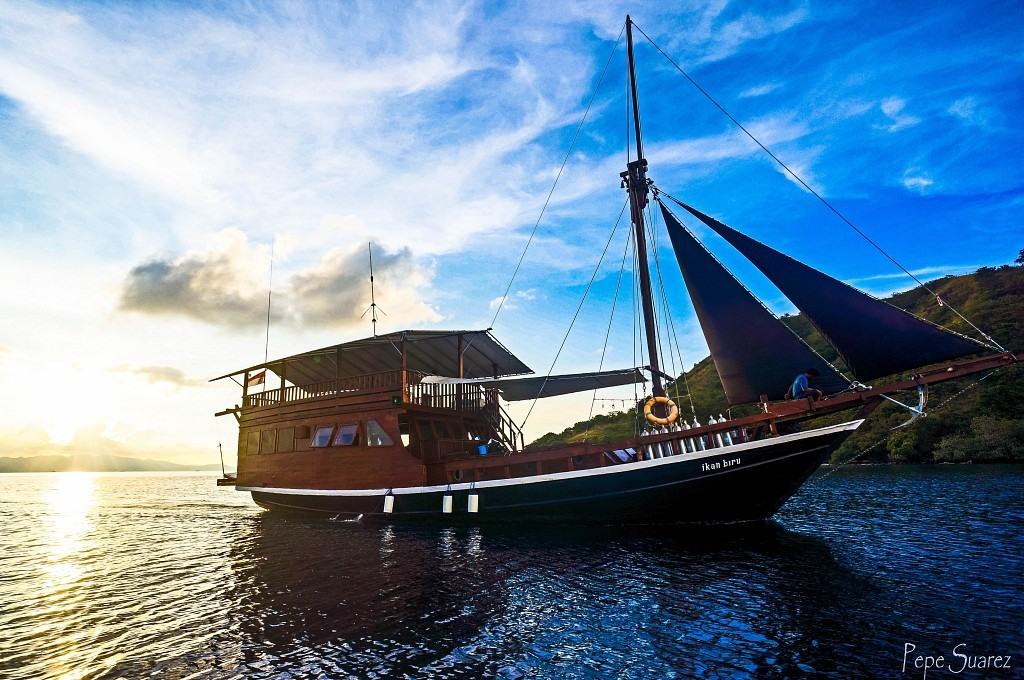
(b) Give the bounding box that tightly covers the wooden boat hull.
[241,420,861,524]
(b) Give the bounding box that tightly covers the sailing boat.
[211,17,1015,523]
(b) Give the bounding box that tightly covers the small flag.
[247,370,266,387]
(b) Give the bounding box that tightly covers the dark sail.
[673,201,991,381]
[659,203,847,404]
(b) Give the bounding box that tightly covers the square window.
[311,425,334,448]
[366,420,394,447]
[334,424,359,446]
[278,427,295,453]
[246,431,260,456]
[260,429,277,454]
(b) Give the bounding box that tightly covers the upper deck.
[243,368,492,414]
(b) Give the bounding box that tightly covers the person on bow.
[790,368,823,401]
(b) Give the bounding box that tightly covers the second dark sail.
[660,202,847,404]
[671,200,990,381]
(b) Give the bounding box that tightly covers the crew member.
[791,368,823,401]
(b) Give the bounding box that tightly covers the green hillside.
[530,260,1024,463]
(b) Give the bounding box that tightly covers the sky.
[0,0,1021,466]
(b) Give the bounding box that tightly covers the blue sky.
[0,0,1021,460]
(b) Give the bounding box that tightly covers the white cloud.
[878,97,920,132]
[739,82,782,98]
[0,0,580,260]
[849,264,981,282]
[947,96,991,126]
[901,166,935,193]
[119,232,440,329]
[902,175,934,192]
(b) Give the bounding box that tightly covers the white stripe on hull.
[237,420,862,498]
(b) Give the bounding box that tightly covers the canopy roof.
[420,368,646,401]
[211,330,532,386]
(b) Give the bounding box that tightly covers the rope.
[631,227,644,437]
[631,21,1004,353]
[521,201,629,427]
[489,23,625,329]
[585,225,633,441]
[645,202,697,417]
[810,369,1001,485]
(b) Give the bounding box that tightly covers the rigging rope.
[631,226,645,437]
[631,21,1005,352]
[643,200,682,412]
[809,369,1001,485]
[645,203,698,417]
[521,201,629,427]
[489,23,625,329]
[585,225,633,441]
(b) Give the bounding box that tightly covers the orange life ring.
[643,396,679,426]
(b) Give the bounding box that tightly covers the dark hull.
[246,420,860,525]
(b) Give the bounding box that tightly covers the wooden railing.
[243,370,510,423]
[406,381,489,413]
[484,401,525,453]
[244,370,406,408]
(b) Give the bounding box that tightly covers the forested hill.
[530,261,1024,463]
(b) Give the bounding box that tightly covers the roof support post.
[279,361,286,404]
[401,335,408,402]
[242,370,250,405]
[456,333,464,407]
[335,347,342,395]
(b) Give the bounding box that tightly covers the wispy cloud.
[487,289,538,312]
[947,96,992,126]
[739,82,782,98]
[119,365,203,388]
[846,263,984,286]
[902,169,935,193]
[878,97,920,132]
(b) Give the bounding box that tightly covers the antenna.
[264,238,274,363]
[360,242,386,336]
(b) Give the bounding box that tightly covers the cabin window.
[333,423,359,446]
[366,420,394,447]
[260,429,277,454]
[246,431,260,456]
[311,426,334,448]
[277,427,295,453]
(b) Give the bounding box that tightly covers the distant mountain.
[0,454,223,473]
[530,262,1024,463]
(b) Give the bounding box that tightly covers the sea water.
[0,466,1020,678]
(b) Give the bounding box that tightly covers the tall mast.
[622,15,664,398]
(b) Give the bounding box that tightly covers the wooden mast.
[623,15,664,398]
